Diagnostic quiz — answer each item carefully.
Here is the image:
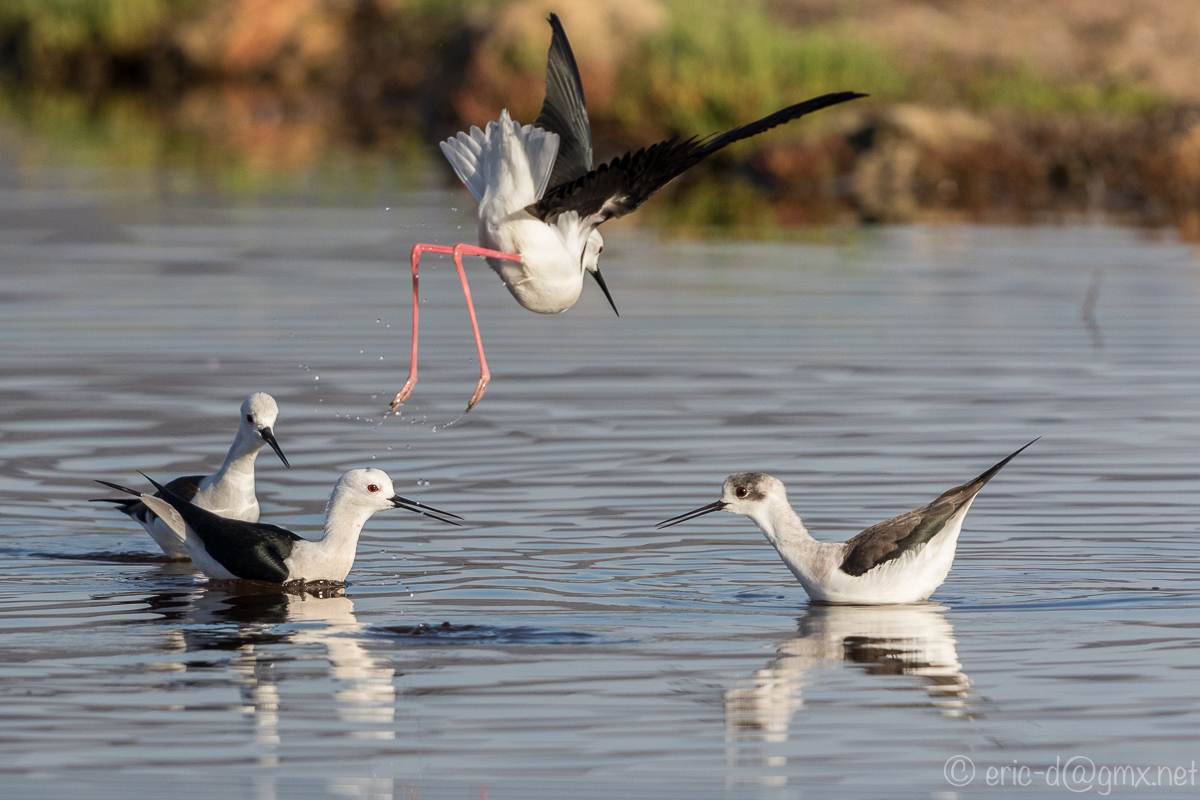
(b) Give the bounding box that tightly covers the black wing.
[529,91,867,225]
[534,13,593,190]
[93,474,203,527]
[839,439,1037,577]
[147,476,301,583]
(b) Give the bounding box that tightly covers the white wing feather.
[440,110,560,203]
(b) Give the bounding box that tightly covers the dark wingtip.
[137,471,169,494]
[965,437,1040,491]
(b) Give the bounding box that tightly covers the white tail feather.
[440,110,559,203]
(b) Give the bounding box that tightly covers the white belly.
[283,545,355,584]
[480,217,583,314]
[803,513,968,605]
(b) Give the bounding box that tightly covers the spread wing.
[839,439,1036,577]
[535,13,594,190]
[528,91,867,226]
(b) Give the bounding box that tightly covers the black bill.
[260,427,290,468]
[590,268,619,317]
[391,495,464,526]
[656,499,727,529]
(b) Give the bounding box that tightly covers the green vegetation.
[960,62,1165,116]
[615,0,905,138]
[0,0,1180,229]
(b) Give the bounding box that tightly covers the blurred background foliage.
[0,0,1198,235]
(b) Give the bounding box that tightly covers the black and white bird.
[97,469,461,584]
[390,14,867,411]
[657,441,1036,604]
[93,392,289,560]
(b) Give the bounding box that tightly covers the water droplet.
[314,376,319,381]
[379,356,384,360]
[359,350,364,354]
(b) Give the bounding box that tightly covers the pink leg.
[390,244,453,410]
[389,242,521,412]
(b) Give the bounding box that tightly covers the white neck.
[303,492,377,582]
[208,426,264,488]
[744,497,826,583]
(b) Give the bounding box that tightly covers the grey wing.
[534,13,593,190]
[838,499,964,577]
[838,439,1036,576]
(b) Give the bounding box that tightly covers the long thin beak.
[260,427,290,468]
[589,268,619,317]
[656,499,727,529]
[391,494,464,526]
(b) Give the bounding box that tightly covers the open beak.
[656,499,727,529]
[390,494,464,526]
[589,268,619,317]
[260,427,290,468]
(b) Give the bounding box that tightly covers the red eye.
[367,484,379,493]
[735,487,748,498]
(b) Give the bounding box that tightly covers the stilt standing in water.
[92,392,289,560]
[97,469,461,584]
[658,441,1036,604]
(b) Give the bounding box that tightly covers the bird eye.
[598,245,604,253]
[367,484,379,493]
[735,487,748,499]
[246,414,253,423]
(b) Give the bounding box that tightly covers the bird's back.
[149,480,301,583]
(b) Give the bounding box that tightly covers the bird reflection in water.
[149,585,396,767]
[724,604,971,785]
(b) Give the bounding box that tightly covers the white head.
[658,472,790,529]
[720,473,790,521]
[328,468,463,525]
[238,392,289,467]
[330,468,399,516]
[582,229,604,273]
[582,229,618,316]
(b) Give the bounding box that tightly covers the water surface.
[2,156,1200,799]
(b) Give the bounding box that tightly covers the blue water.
[1,155,1200,799]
